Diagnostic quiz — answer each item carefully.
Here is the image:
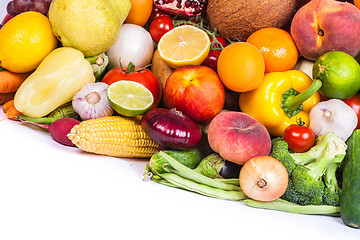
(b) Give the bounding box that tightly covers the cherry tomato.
[202,36,227,71]
[343,93,360,129]
[283,124,315,153]
[212,36,227,49]
[147,5,172,24]
[149,16,174,43]
[201,50,220,71]
[102,63,162,109]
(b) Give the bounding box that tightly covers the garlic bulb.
[72,82,114,120]
[309,99,357,142]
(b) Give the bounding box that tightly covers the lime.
[312,51,360,99]
[107,80,154,117]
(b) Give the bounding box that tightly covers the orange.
[355,0,360,10]
[217,42,265,92]
[157,25,210,69]
[124,0,153,26]
[246,27,299,73]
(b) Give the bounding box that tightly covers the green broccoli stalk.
[323,162,342,206]
[291,132,346,204]
[270,132,347,207]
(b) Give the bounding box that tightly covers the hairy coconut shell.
[206,0,298,41]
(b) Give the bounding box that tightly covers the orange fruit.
[246,27,299,73]
[217,42,265,92]
[124,0,153,26]
[157,25,210,69]
[355,0,360,10]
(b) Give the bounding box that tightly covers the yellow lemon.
[157,25,210,69]
[0,11,58,73]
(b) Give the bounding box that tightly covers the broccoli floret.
[323,162,342,206]
[271,132,347,206]
[291,132,346,205]
[270,138,296,175]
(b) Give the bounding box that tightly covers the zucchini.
[340,129,360,228]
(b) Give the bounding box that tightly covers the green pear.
[49,0,131,57]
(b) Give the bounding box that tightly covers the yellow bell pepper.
[14,47,95,118]
[239,70,321,137]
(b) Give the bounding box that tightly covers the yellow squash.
[239,70,321,137]
[14,47,95,118]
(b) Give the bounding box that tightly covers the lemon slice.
[107,80,154,117]
[157,25,210,69]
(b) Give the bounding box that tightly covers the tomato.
[102,63,162,109]
[147,6,172,24]
[343,93,360,129]
[201,50,220,71]
[212,36,227,49]
[124,0,153,26]
[283,123,315,153]
[149,16,174,43]
[202,36,227,71]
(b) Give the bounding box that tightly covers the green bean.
[157,151,241,191]
[243,198,340,216]
[157,172,247,201]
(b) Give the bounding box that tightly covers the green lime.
[107,80,154,117]
[313,51,360,99]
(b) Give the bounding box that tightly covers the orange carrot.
[2,99,21,120]
[0,69,31,93]
[0,92,16,104]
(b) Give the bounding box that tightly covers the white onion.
[106,23,154,70]
[309,99,358,141]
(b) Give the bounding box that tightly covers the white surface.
[0,2,359,239]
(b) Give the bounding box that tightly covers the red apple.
[291,0,360,61]
[164,65,225,123]
[207,111,272,165]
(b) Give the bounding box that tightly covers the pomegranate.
[154,0,207,17]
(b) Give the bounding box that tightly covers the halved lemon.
[107,80,154,117]
[157,25,210,69]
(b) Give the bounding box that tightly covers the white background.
[0,1,359,239]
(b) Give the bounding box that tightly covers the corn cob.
[67,116,159,158]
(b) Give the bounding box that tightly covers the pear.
[48,0,131,57]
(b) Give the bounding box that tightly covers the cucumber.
[340,129,360,228]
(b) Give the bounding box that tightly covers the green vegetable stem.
[146,151,246,201]
[17,101,79,125]
[243,198,340,216]
[85,53,109,81]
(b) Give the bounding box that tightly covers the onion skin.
[141,108,202,150]
[239,156,288,202]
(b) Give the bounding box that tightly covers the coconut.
[206,0,298,41]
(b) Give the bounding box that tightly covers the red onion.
[141,108,202,149]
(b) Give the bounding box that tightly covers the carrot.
[2,99,21,120]
[0,69,31,93]
[0,92,16,104]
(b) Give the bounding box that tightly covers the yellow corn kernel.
[67,116,159,158]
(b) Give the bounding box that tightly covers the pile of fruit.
[1,0,360,229]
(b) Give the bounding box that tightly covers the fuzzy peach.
[290,0,360,61]
[207,111,272,165]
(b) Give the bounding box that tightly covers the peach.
[290,0,360,61]
[207,111,272,165]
